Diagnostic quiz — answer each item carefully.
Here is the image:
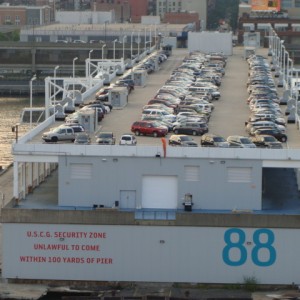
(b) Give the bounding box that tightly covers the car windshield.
[99,133,112,138]
[122,136,132,141]
[181,136,193,141]
[240,138,252,144]
[214,137,226,142]
[264,136,277,142]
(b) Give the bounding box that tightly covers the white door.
[120,190,136,209]
[142,176,178,209]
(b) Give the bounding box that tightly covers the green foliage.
[207,0,239,31]
[0,29,20,41]
[243,275,259,291]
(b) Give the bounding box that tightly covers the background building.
[0,3,51,25]
[156,0,207,29]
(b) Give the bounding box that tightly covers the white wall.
[3,223,299,284]
[188,31,233,56]
[55,11,114,24]
[141,16,160,25]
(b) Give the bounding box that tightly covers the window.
[15,15,20,25]
[295,0,300,7]
[4,15,11,24]
[70,164,92,180]
[227,167,252,183]
[184,166,200,181]
[281,0,292,8]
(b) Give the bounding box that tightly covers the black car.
[250,135,283,149]
[253,128,287,142]
[95,132,116,145]
[200,134,230,147]
[168,134,198,147]
[173,122,208,136]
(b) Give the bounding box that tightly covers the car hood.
[267,142,283,149]
[97,138,112,143]
[182,141,198,147]
[216,141,230,148]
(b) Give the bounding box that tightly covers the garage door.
[142,176,178,209]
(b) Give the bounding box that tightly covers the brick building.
[164,11,200,30]
[0,4,51,25]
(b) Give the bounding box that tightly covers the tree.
[207,0,239,31]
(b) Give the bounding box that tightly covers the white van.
[141,109,176,123]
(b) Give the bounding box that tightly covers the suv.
[169,135,198,147]
[42,126,75,143]
[200,134,230,147]
[253,128,287,142]
[119,134,137,145]
[227,135,256,148]
[96,132,116,145]
[63,123,85,133]
[173,122,208,136]
[131,121,168,137]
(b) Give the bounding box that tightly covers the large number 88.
[222,228,276,267]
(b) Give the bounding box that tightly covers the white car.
[119,134,137,145]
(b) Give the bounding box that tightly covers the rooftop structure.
[2,41,300,285]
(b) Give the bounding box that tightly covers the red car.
[131,121,168,137]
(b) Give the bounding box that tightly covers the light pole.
[104,20,109,43]
[54,65,59,109]
[30,75,37,129]
[144,27,147,53]
[131,31,134,63]
[113,39,118,60]
[122,35,127,60]
[89,49,93,61]
[88,50,93,79]
[149,25,152,49]
[72,57,78,97]
[138,30,141,58]
[102,43,106,60]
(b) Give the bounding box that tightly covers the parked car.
[173,122,208,136]
[42,126,75,143]
[62,123,85,133]
[250,135,283,149]
[253,128,288,142]
[141,109,176,123]
[119,134,137,145]
[117,79,135,91]
[200,134,230,147]
[168,135,198,147]
[74,133,91,145]
[131,121,168,137]
[96,132,116,145]
[227,135,256,148]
